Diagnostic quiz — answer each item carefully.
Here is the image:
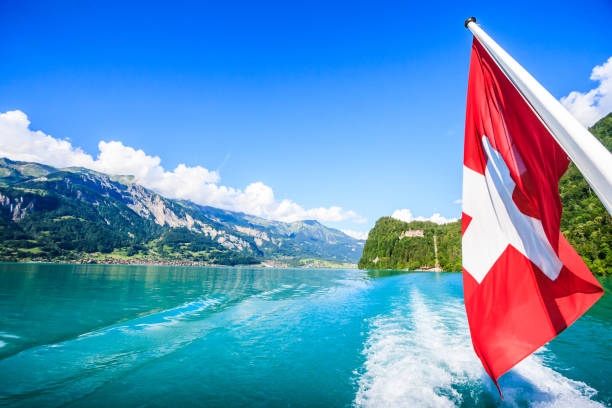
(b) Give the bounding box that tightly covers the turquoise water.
[0,264,610,407]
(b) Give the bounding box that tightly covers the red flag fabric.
[462,38,604,393]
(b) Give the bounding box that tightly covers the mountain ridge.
[0,158,364,266]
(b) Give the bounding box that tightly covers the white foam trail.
[504,355,602,408]
[354,290,603,408]
[255,284,295,299]
[0,332,20,339]
[78,297,223,337]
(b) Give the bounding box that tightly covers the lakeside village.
[28,257,356,269]
[35,228,438,271]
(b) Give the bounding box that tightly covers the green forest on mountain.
[358,218,462,271]
[559,113,612,275]
[359,113,612,275]
[0,160,363,266]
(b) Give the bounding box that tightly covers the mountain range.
[4,113,609,271]
[0,159,364,266]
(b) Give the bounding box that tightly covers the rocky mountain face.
[0,158,363,266]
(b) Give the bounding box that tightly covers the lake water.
[0,263,610,407]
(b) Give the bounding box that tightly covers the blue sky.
[0,0,611,238]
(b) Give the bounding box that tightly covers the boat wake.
[354,290,603,408]
[0,296,224,407]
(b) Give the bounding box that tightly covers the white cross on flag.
[462,36,604,394]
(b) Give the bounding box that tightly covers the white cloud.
[560,56,612,127]
[427,213,458,224]
[341,229,369,240]
[0,110,364,225]
[0,110,96,168]
[391,208,457,225]
[453,198,462,204]
[391,209,415,223]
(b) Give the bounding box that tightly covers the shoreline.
[0,259,358,269]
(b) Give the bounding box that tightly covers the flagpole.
[464,17,612,216]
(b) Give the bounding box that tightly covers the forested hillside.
[359,113,612,275]
[358,218,461,271]
[559,112,612,275]
[0,159,363,266]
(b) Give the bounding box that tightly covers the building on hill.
[399,229,424,239]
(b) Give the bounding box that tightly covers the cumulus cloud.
[341,229,369,240]
[0,110,96,168]
[391,208,457,225]
[0,110,364,225]
[560,56,612,127]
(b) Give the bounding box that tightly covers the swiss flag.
[462,38,604,394]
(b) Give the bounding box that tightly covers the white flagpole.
[465,17,612,216]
